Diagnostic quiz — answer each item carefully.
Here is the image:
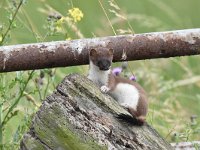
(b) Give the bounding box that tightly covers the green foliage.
[0,0,200,149]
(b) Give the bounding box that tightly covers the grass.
[0,0,200,149]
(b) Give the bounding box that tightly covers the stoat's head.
[89,47,114,71]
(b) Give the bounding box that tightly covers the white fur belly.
[110,83,139,110]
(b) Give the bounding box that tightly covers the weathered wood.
[171,141,200,149]
[1,29,200,72]
[20,74,173,150]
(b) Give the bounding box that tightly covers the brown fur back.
[109,74,148,123]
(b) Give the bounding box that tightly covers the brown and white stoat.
[88,47,148,125]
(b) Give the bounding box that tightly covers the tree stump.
[20,74,173,150]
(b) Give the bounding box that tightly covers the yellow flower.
[68,8,83,22]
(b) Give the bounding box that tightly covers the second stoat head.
[89,47,114,71]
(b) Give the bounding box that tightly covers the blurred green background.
[0,0,200,149]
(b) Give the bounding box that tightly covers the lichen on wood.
[20,74,173,150]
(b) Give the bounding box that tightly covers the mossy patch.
[33,102,106,150]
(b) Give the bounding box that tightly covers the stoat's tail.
[127,107,146,125]
[136,116,146,125]
[117,114,146,126]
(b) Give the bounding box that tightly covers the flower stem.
[0,0,23,45]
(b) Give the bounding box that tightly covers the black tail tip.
[116,114,146,126]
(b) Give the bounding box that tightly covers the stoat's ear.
[109,48,114,55]
[90,48,97,56]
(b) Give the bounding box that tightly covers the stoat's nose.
[97,59,111,71]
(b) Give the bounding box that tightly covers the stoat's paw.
[100,86,110,93]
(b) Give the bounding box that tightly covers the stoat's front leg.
[100,74,115,94]
[100,74,114,93]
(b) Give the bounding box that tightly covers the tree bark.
[20,74,173,150]
[0,29,200,73]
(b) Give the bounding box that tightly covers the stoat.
[88,47,148,125]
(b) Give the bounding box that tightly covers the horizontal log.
[20,74,173,149]
[0,29,200,72]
